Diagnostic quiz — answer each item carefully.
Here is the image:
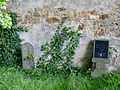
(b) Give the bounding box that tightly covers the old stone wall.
[7,0,120,72]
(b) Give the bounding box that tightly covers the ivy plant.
[25,55,35,61]
[0,0,12,29]
[0,13,29,67]
[36,17,83,75]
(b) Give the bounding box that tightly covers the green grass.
[0,67,120,90]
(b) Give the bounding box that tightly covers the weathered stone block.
[32,17,40,23]
[27,9,34,14]
[43,6,51,11]
[58,7,66,11]
[67,9,77,18]
[35,8,42,12]
[97,29,105,36]
[15,13,22,18]
[46,17,59,23]
[116,21,120,26]
[78,24,85,30]
[33,12,40,17]
[23,15,28,24]
[22,43,34,69]
[90,10,97,15]
[79,11,86,17]
[89,15,99,20]
[100,20,115,27]
[99,14,109,20]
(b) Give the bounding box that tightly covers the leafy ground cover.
[0,67,120,90]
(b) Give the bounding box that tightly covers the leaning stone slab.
[22,42,34,69]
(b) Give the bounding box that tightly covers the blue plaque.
[94,40,109,59]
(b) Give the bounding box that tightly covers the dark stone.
[78,24,85,30]
[46,17,59,23]
[58,7,66,11]
[116,22,120,26]
[94,40,109,59]
[99,14,109,20]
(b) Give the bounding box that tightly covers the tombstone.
[92,40,110,77]
[22,42,34,69]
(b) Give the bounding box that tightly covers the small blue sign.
[94,40,109,59]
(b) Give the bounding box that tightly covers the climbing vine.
[36,17,83,74]
[0,0,29,67]
[0,0,12,29]
[25,55,35,61]
[0,13,29,67]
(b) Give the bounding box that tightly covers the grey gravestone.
[92,40,110,77]
[22,42,34,69]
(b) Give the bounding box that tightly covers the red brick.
[46,17,59,23]
[78,24,85,30]
[99,14,109,20]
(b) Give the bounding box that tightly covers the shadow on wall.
[80,41,94,70]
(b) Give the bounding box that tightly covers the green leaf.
[67,16,70,19]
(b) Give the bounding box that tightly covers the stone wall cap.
[92,58,110,63]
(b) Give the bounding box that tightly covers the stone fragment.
[116,22,120,26]
[54,9,65,17]
[90,10,97,15]
[58,7,66,11]
[27,9,34,14]
[100,20,115,27]
[43,6,51,11]
[79,11,86,17]
[99,14,109,20]
[15,13,22,18]
[42,13,49,17]
[46,17,59,23]
[89,15,99,20]
[27,16,32,23]
[31,24,40,30]
[35,8,42,11]
[6,8,12,13]
[67,9,77,18]
[23,14,33,24]
[98,29,105,36]
[78,24,85,30]
[32,17,40,23]
[24,15,28,24]
[33,12,40,17]
[110,39,120,45]
[108,66,118,72]
[117,16,120,21]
